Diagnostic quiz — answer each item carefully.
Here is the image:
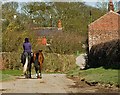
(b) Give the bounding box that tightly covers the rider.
[21,38,32,65]
[23,38,32,54]
[21,38,32,78]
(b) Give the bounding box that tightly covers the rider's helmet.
[25,38,29,43]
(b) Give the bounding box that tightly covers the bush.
[2,30,37,52]
[37,32,87,55]
[2,52,77,73]
[88,39,120,69]
[43,53,76,73]
[2,52,22,70]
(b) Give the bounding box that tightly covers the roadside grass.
[1,70,22,76]
[0,70,22,82]
[1,74,16,82]
[67,67,119,85]
[0,69,64,82]
[1,67,119,87]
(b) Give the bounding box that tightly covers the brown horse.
[33,50,44,78]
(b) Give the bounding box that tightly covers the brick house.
[87,0,120,68]
[88,0,120,51]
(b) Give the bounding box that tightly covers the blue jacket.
[23,42,32,53]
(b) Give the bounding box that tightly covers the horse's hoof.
[28,74,31,78]
[25,76,28,79]
[29,76,31,78]
[37,75,40,79]
[40,76,42,79]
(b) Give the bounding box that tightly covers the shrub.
[88,39,120,69]
[37,32,87,55]
[43,52,76,73]
[2,52,22,70]
[2,30,37,52]
[2,52,77,73]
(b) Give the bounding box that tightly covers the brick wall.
[88,30,119,51]
[88,11,120,51]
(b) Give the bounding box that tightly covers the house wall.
[88,30,119,51]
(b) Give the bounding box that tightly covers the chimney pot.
[108,0,114,11]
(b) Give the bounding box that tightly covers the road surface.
[0,74,119,94]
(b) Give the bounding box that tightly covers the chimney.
[108,0,114,11]
[118,1,120,10]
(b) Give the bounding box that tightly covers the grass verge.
[67,67,119,86]
[0,70,22,82]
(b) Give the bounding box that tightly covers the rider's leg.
[22,53,25,66]
[21,53,24,63]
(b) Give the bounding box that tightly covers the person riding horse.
[21,38,32,78]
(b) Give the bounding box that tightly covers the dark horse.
[23,52,32,78]
[33,50,44,79]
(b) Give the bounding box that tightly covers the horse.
[22,52,32,78]
[33,50,44,79]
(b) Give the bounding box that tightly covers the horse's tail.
[23,56,28,74]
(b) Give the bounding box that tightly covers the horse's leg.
[37,64,41,79]
[26,62,29,78]
[23,56,28,78]
[26,66,29,78]
[39,63,42,79]
[34,59,39,78]
[34,66,38,77]
[28,56,31,78]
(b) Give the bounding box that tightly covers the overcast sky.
[2,0,120,7]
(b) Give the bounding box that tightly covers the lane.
[1,74,117,94]
[1,74,79,93]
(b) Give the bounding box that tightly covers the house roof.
[88,10,120,27]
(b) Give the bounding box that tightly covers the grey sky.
[2,0,120,7]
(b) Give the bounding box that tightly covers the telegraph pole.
[89,10,92,24]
